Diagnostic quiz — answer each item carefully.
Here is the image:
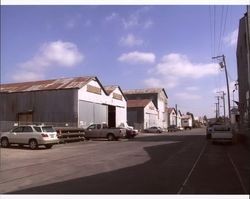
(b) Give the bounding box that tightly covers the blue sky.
[1,5,246,118]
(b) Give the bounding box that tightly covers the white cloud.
[122,6,153,29]
[186,86,199,91]
[144,53,220,89]
[144,78,162,88]
[156,53,219,78]
[119,34,144,47]
[144,76,177,89]
[223,29,238,46]
[65,13,83,29]
[11,71,45,82]
[105,12,119,21]
[212,81,236,94]
[118,51,155,64]
[144,19,153,29]
[175,92,202,100]
[84,19,92,27]
[12,41,84,82]
[20,40,84,69]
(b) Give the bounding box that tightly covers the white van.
[211,124,233,143]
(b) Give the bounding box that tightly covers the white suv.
[0,125,59,149]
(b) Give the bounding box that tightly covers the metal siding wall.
[0,89,77,124]
[94,103,108,124]
[116,107,126,127]
[78,100,108,128]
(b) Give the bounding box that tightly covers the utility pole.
[212,54,231,122]
[217,91,226,122]
[175,104,178,127]
[215,102,218,119]
[215,96,220,118]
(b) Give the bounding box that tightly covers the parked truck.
[118,122,138,138]
[181,118,192,130]
[84,123,126,141]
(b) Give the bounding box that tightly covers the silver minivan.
[0,125,59,149]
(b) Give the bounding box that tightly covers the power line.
[214,5,216,57]
[209,6,213,58]
[221,6,229,52]
[218,6,225,54]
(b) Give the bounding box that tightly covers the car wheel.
[107,133,115,141]
[29,139,38,150]
[45,144,53,149]
[1,137,9,148]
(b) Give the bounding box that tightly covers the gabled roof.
[104,85,118,95]
[127,99,153,108]
[167,107,176,114]
[0,76,106,93]
[124,88,168,99]
[103,85,127,101]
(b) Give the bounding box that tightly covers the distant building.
[0,77,127,131]
[124,88,168,130]
[236,6,250,141]
[127,99,158,130]
[167,108,177,127]
[177,110,182,128]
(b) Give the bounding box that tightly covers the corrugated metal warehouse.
[0,76,127,131]
[124,88,168,130]
[127,99,158,130]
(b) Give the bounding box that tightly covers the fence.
[0,121,78,132]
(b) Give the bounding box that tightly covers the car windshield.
[42,126,55,132]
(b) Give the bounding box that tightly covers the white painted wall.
[169,110,177,126]
[177,112,182,128]
[77,80,127,127]
[157,91,168,129]
[116,107,127,127]
[78,80,109,104]
[144,101,158,128]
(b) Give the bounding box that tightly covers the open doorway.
[108,105,116,128]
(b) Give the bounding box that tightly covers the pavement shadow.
[1,144,50,150]
[11,135,210,194]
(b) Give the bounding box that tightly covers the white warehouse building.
[0,76,127,131]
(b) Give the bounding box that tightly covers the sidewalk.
[227,140,250,194]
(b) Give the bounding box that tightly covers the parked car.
[0,125,59,149]
[167,125,179,132]
[206,126,213,139]
[84,123,126,141]
[144,126,163,133]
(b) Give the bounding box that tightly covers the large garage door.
[79,101,108,128]
[146,113,157,127]
[18,112,33,125]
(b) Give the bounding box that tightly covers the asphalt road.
[0,128,249,194]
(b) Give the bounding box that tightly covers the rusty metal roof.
[167,107,176,114]
[124,88,168,98]
[0,76,96,93]
[127,99,153,108]
[104,85,118,95]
